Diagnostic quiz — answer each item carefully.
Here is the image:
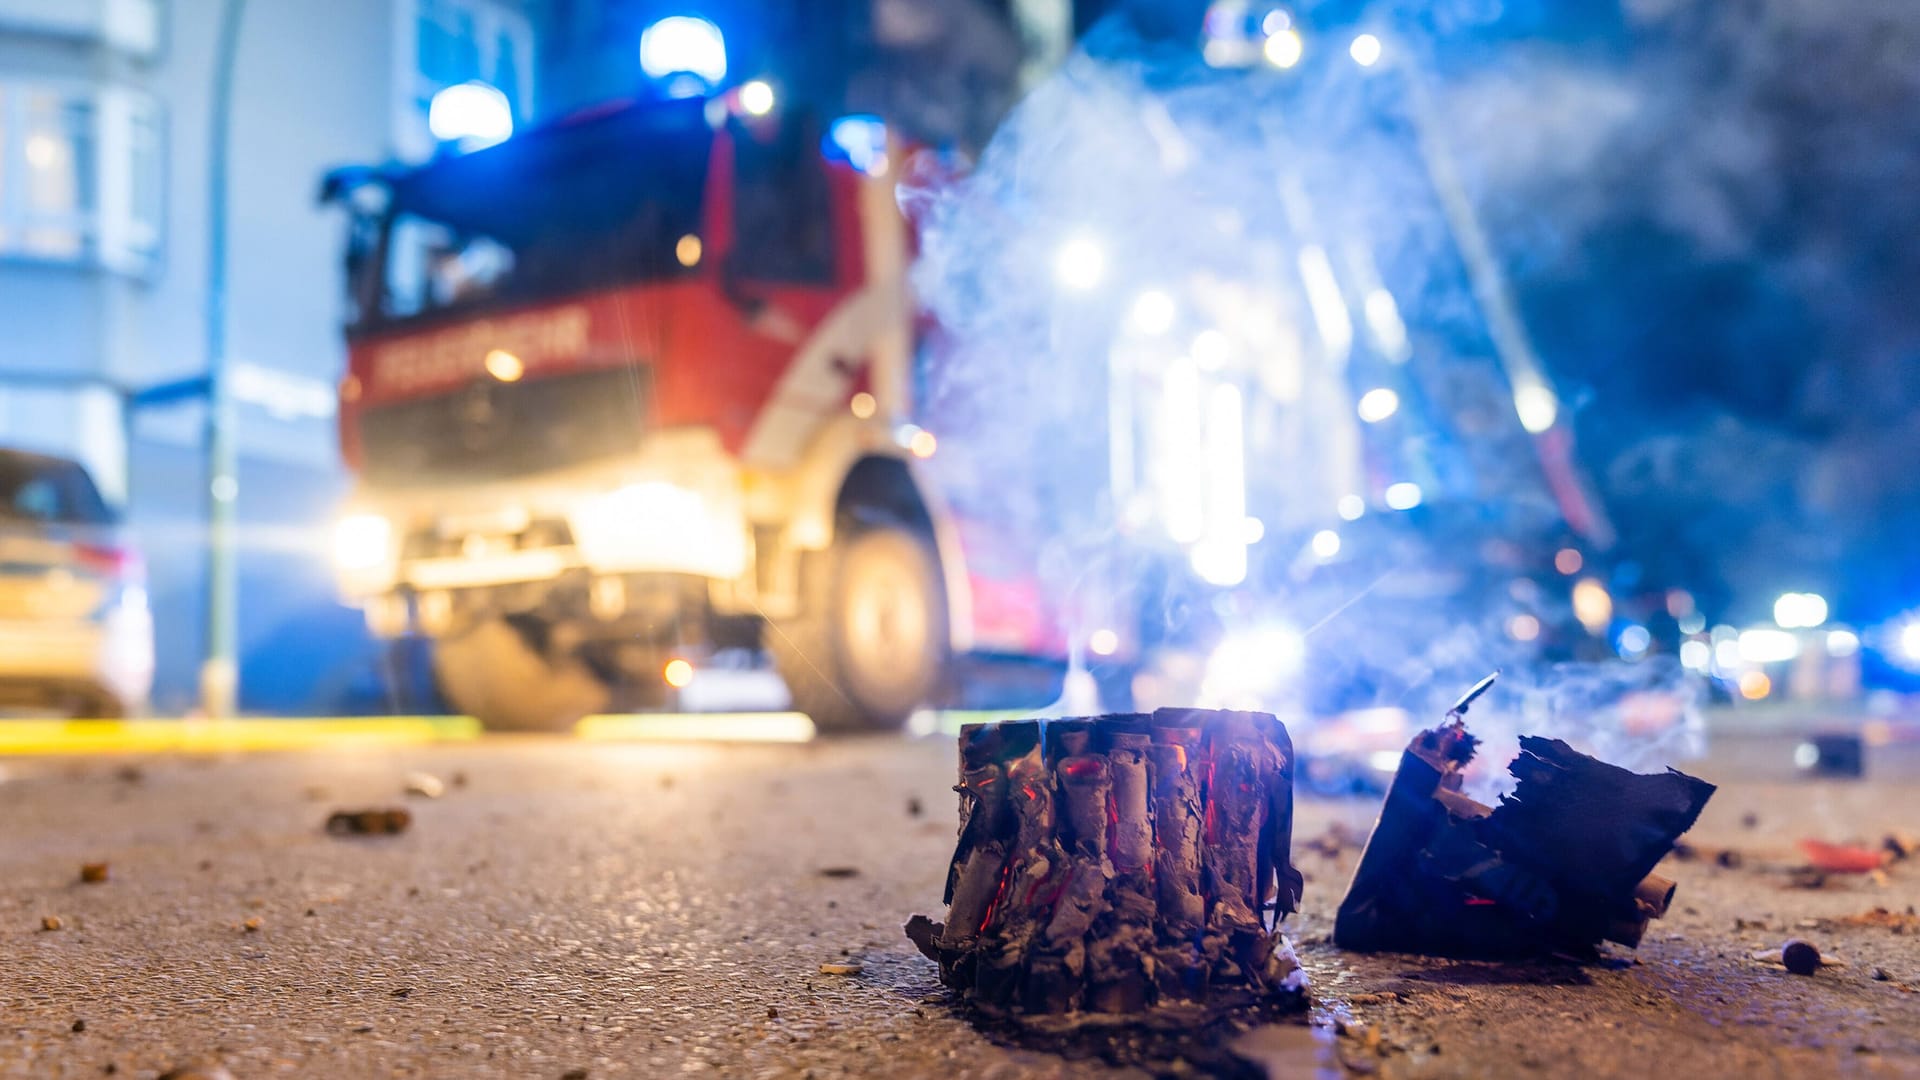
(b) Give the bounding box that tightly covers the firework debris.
[1334,674,1715,958]
[906,709,1307,1032]
[1751,940,1847,973]
[1785,868,1833,890]
[325,808,413,836]
[1814,906,1920,934]
[1799,839,1887,874]
[1302,821,1366,860]
[155,1064,236,1080]
[1781,939,1821,976]
[79,862,110,885]
[403,771,445,799]
[1670,842,1745,869]
[40,915,62,932]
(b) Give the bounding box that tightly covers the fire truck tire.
[772,524,949,734]
[431,617,609,732]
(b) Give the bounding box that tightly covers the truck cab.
[323,93,1063,730]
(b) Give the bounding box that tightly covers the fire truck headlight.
[333,514,392,573]
[576,483,699,545]
[572,482,746,579]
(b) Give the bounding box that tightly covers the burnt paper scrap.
[1334,678,1715,958]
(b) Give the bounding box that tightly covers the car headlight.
[333,513,392,572]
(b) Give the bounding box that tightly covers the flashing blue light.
[427,82,513,147]
[1896,618,1920,668]
[640,16,727,86]
[1616,623,1651,658]
[824,115,888,176]
[1383,481,1422,511]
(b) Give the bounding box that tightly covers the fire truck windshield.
[350,100,715,331]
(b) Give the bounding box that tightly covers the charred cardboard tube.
[1107,726,1154,879]
[1333,681,1715,959]
[1200,714,1269,937]
[1148,741,1204,932]
[909,709,1307,1026]
[942,723,1030,955]
[1635,873,1677,918]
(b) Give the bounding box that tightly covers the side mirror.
[718,249,767,318]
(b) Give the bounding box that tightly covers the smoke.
[1439,0,1920,605]
[1456,659,1706,801]
[903,7,1707,776]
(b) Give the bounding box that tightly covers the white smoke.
[903,7,1708,774]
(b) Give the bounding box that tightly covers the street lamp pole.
[201,0,247,718]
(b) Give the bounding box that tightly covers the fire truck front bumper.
[333,476,751,638]
[355,567,712,644]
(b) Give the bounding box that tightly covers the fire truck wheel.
[431,617,609,732]
[772,525,949,734]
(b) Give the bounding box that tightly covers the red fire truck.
[321,93,1100,731]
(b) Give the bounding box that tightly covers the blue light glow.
[825,115,889,176]
[640,16,727,86]
[1384,482,1422,511]
[1617,623,1651,658]
[427,82,513,147]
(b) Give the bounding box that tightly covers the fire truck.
[321,92,1095,731]
[319,10,1610,738]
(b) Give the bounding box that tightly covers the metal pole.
[1397,58,1616,549]
[201,0,247,718]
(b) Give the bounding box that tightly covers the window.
[125,101,162,253]
[0,452,114,527]
[730,117,836,284]
[384,215,518,318]
[408,0,535,157]
[0,0,159,58]
[417,3,482,87]
[365,108,713,328]
[14,90,93,260]
[0,82,163,274]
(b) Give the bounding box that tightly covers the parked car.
[0,449,152,717]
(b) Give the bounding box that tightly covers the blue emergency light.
[641,15,728,96]
[824,115,888,176]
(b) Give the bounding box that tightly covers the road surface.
[2,731,1917,1078]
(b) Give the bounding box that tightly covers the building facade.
[0,0,533,712]
[0,0,1053,713]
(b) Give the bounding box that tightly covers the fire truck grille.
[401,517,573,561]
[358,366,649,486]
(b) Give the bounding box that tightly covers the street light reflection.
[0,717,480,755]
[575,712,817,744]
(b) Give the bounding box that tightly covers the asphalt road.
[2,731,1917,1079]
